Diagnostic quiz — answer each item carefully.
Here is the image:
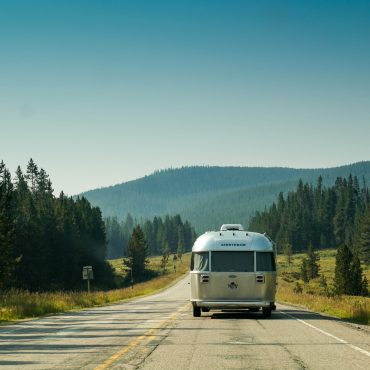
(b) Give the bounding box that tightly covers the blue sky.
[1,0,370,195]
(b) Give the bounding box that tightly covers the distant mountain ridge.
[80,162,370,233]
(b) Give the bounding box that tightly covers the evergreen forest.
[0,159,116,291]
[105,214,197,259]
[248,175,370,263]
[81,162,370,232]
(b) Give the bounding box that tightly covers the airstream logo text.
[221,243,246,247]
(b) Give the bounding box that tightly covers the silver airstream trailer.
[190,224,277,317]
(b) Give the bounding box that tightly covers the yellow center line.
[94,303,190,370]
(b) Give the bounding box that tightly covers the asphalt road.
[0,276,369,370]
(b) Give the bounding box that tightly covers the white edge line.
[279,310,370,357]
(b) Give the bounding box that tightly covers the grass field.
[1,249,369,325]
[277,249,370,324]
[0,253,190,324]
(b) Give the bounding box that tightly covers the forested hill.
[248,174,370,265]
[80,162,370,233]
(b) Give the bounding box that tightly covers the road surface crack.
[281,344,309,370]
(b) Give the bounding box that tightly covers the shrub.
[293,282,303,294]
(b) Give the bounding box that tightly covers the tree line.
[0,159,115,291]
[105,214,197,259]
[249,175,369,296]
[249,175,370,259]
[82,163,370,234]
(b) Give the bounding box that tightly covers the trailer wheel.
[193,306,201,317]
[262,308,272,317]
[202,308,210,312]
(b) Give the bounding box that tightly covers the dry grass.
[2,250,368,325]
[109,253,184,276]
[0,253,190,324]
[277,250,370,324]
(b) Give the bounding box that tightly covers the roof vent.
[220,224,244,231]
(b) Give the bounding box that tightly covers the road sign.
[82,266,94,280]
[82,266,93,293]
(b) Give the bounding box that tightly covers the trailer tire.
[262,308,272,317]
[193,306,201,317]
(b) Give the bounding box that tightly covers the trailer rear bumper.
[191,300,275,309]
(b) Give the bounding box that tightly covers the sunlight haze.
[1,0,370,195]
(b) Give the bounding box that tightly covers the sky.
[1,0,370,195]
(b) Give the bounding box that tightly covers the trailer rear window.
[211,251,254,272]
[256,252,276,271]
[191,252,209,271]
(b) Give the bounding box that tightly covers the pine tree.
[344,175,356,245]
[13,189,44,290]
[300,257,309,283]
[25,158,38,193]
[306,244,320,279]
[53,192,77,289]
[142,219,154,255]
[321,188,336,248]
[36,168,50,194]
[334,244,352,295]
[124,226,148,279]
[334,192,346,247]
[349,253,364,296]
[354,206,370,263]
[14,166,28,194]
[0,162,16,290]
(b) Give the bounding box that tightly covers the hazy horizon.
[80,160,369,195]
[2,1,370,195]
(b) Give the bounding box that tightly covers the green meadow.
[276,249,370,324]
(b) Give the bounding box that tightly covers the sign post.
[82,266,94,293]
